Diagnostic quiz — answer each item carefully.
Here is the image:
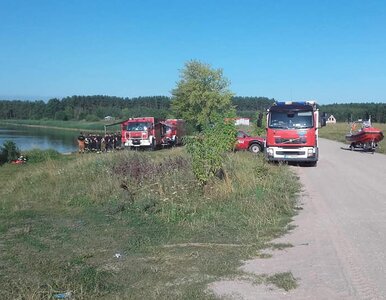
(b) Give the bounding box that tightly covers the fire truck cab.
[265,101,324,165]
[121,117,162,149]
[161,119,186,146]
[121,117,186,150]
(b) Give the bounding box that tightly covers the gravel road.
[210,138,386,299]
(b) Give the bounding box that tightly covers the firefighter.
[105,134,112,152]
[77,132,85,154]
[108,133,114,151]
[85,133,92,151]
[113,133,118,149]
[96,134,102,152]
[116,132,122,149]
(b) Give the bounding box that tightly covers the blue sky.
[1,0,385,104]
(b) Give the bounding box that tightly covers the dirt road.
[210,138,386,299]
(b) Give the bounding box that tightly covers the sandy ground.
[210,138,386,299]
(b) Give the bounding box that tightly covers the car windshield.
[127,122,152,131]
[269,111,313,129]
[237,131,250,138]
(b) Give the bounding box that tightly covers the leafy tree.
[171,60,235,129]
[46,98,63,119]
[0,140,20,164]
[54,111,68,121]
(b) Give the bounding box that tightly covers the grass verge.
[0,148,299,299]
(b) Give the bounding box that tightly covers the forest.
[319,102,386,123]
[0,96,385,123]
[0,95,273,121]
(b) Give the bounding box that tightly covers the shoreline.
[0,121,105,133]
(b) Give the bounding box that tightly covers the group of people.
[77,132,122,153]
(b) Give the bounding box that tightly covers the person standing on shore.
[77,132,85,153]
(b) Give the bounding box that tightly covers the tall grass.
[0,149,299,299]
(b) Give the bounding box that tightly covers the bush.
[85,114,100,122]
[185,119,237,185]
[24,149,61,163]
[0,140,21,164]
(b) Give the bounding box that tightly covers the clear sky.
[1,0,386,104]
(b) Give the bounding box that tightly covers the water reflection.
[0,124,78,153]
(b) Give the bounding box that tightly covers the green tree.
[171,60,235,129]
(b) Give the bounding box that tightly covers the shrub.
[0,140,21,164]
[184,119,237,185]
[85,114,100,122]
[24,149,61,163]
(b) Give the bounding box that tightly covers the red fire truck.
[161,119,186,146]
[121,117,186,149]
[121,117,163,149]
[265,101,325,166]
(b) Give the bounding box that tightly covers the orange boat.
[345,119,384,151]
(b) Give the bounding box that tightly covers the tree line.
[0,95,274,121]
[0,95,385,123]
[319,103,386,123]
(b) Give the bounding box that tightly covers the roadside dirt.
[210,138,386,299]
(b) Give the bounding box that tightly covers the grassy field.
[0,119,121,133]
[0,149,299,299]
[319,122,386,154]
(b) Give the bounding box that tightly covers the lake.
[0,124,79,153]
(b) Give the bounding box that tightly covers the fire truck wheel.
[249,143,262,154]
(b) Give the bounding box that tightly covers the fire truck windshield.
[127,122,152,131]
[269,110,313,129]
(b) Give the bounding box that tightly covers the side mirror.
[257,112,263,127]
[320,112,327,127]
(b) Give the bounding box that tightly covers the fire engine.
[265,101,325,166]
[121,117,186,149]
[121,117,163,149]
[160,119,186,146]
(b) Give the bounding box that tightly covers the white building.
[326,115,336,124]
[234,117,250,126]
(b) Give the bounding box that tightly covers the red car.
[236,130,265,154]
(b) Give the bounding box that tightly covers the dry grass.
[0,149,299,299]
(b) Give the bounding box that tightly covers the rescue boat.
[345,119,384,151]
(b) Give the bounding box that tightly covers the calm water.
[0,124,79,153]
